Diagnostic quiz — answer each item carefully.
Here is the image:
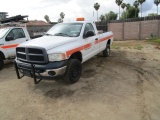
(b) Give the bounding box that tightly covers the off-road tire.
[0,58,4,70]
[103,45,110,57]
[64,59,82,84]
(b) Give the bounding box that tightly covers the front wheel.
[64,59,82,84]
[0,58,4,70]
[103,45,110,57]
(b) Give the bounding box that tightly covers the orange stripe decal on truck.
[66,43,91,56]
[84,43,92,49]
[1,44,19,49]
[66,35,113,56]
[95,35,113,44]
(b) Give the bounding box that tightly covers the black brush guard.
[14,61,42,84]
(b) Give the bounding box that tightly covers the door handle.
[95,38,98,40]
[26,39,28,41]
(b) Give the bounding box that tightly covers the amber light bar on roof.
[76,17,85,21]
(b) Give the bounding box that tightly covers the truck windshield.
[0,28,9,39]
[46,23,83,37]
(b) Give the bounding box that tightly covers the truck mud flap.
[14,61,42,84]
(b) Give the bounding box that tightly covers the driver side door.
[83,23,99,61]
[4,28,26,57]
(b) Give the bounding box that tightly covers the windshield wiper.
[54,33,71,37]
[45,33,53,36]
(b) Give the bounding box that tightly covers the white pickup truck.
[15,18,113,84]
[0,26,31,69]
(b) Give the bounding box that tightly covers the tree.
[121,6,139,19]
[94,3,100,21]
[99,11,118,21]
[58,12,65,23]
[121,3,126,19]
[58,18,63,23]
[126,3,131,10]
[60,12,65,22]
[125,3,131,19]
[121,3,126,10]
[105,11,118,20]
[134,1,139,18]
[120,12,127,20]
[138,0,146,17]
[154,0,160,15]
[44,15,51,23]
[148,13,158,16]
[115,0,123,19]
[60,12,65,21]
[99,15,105,21]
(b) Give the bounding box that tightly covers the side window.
[7,28,25,40]
[83,23,95,36]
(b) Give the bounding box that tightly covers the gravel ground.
[0,40,160,120]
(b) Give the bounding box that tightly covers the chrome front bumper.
[40,66,66,77]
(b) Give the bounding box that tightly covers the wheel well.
[107,39,111,45]
[69,52,82,62]
[0,51,5,60]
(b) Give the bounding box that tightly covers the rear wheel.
[64,59,82,84]
[0,58,4,70]
[103,45,110,57]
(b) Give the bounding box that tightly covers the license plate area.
[23,69,32,77]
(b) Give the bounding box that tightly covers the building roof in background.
[26,20,51,26]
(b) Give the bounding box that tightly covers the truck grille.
[16,47,48,64]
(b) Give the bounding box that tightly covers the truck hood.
[18,36,76,50]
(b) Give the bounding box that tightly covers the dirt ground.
[0,40,160,120]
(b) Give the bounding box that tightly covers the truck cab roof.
[63,21,95,24]
[62,17,96,24]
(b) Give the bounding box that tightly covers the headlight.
[48,53,66,61]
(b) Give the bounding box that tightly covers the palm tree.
[60,12,65,22]
[138,0,146,17]
[121,3,126,12]
[121,3,126,19]
[125,3,130,19]
[94,3,100,21]
[126,3,130,10]
[44,15,51,23]
[154,0,160,15]
[115,0,123,19]
[134,1,139,18]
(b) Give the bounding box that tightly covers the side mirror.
[6,36,14,41]
[84,31,95,38]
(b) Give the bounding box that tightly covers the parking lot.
[0,40,160,120]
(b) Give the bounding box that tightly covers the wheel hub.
[72,66,80,78]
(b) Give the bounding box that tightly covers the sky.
[0,0,158,22]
